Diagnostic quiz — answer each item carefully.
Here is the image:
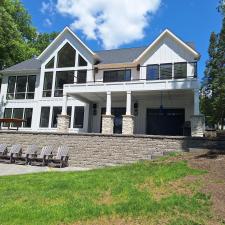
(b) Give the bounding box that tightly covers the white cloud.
[56,0,161,49]
[41,0,55,16]
[44,18,53,27]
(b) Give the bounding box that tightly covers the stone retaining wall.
[0,131,224,168]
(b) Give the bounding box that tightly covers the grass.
[0,158,213,225]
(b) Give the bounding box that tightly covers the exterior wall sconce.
[134,102,138,116]
[93,103,97,115]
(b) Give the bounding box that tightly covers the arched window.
[57,43,76,68]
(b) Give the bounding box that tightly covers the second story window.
[160,63,172,80]
[43,72,53,97]
[174,62,187,79]
[103,69,131,83]
[147,65,159,80]
[54,71,74,97]
[77,70,87,84]
[7,75,36,100]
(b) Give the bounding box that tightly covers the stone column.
[122,115,135,135]
[191,115,205,137]
[102,115,114,134]
[57,115,70,133]
[57,93,69,132]
[122,91,134,135]
[102,92,114,134]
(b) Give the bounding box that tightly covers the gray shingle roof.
[1,58,41,73]
[96,46,146,64]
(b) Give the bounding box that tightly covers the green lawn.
[0,158,213,225]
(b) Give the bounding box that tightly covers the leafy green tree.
[201,0,225,129]
[0,0,38,68]
[29,32,59,55]
[0,0,58,69]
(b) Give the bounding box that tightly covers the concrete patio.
[0,163,90,176]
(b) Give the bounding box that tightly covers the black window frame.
[160,63,173,80]
[174,62,187,79]
[103,69,131,83]
[146,64,159,80]
[73,106,84,128]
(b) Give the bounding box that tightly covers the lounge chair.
[2,144,22,163]
[0,144,7,157]
[30,145,54,166]
[48,145,69,168]
[14,145,38,165]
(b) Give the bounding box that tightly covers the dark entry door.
[101,108,126,134]
[146,108,185,136]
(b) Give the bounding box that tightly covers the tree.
[0,0,38,68]
[29,32,58,55]
[201,0,225,129]
[0,0,58,69]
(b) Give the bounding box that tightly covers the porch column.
[102,92,114,134]
[57,94,70,133]
[191,89,205,137]
[123,91,135,135]
[193,89,200,115]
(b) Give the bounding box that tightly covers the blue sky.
[21,0,222,80]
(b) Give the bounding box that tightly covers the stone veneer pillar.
[57,114,70,133]
[190,115,205,137]
[122,115,135,135]
[102,115,114,134]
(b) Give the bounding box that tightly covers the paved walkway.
[0,163,90,176]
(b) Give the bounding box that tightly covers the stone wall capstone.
[0,131,224,168]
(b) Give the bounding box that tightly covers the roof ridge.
[94,46,147,53]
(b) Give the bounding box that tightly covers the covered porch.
[58,87,204,137]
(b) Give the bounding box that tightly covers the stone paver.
[0,163,90,176]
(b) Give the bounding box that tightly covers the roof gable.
[134,29,200,63]
[38,27,98,64]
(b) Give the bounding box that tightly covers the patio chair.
[0,144,7,157]
[30,145,54,166]
[48,145,69,168]
[2,144,22,163]
[14,145,38,165]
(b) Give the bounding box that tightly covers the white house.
[0,27,204,136]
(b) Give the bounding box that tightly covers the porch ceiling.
[69,89,193,103]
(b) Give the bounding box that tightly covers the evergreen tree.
[201,0,225,129]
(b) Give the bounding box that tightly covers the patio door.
[101,108,126,134]
[146,108,185,136]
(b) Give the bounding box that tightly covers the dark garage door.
[146,108,185,136]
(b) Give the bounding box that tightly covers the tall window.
[147,65,159,80]
[103,70,131,83]
[51,106,72,128]
[74,106,84,128]
[7,75,36,100]
[57,43,76,68]
[40,107,50,128]
[77,70,87,84]
[78,54,87,67]
[174,62,187,79]
[55,71,74,97]
[160,64,172,80]
[45,57,54,69]
[3,108,33,128]
[43,72,53,97]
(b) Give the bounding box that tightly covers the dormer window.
[57,43,76,68]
